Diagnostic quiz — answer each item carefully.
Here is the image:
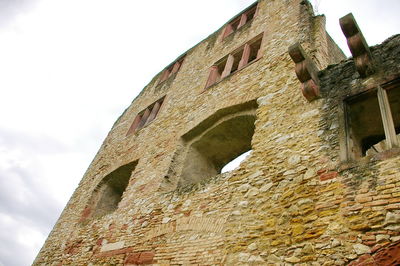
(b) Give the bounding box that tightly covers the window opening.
[206,33,263,88]
[387,84,400,135]
[345,79,399,159]
[231,49,244,73]
[85,161,138,220]
[222,2,258,39]
[248,37,262,63]
[158,56,185,84]
[127,97,165,135]
[178,107,256,187]
[221,150,252,173]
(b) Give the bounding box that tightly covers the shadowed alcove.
[87,160,138,219]
[176,100,257,188]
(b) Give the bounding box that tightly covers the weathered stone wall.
[34,1,400,265]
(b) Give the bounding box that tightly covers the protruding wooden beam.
[340,13,374,78]
[288,43,320,101]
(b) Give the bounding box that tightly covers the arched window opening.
[86,161,138,219]
[221,150,252,173]
[179,113,255,187]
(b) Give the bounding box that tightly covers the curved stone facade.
[34,0,400,265]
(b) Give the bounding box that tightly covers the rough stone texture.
[34,0,400,265]
[349,240,400,265]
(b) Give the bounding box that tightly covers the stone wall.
[34,0,400,265]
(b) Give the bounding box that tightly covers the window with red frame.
[205,34,263,88]
[126,97,165,135]
[158,56,186,84]
[222,2,258,39]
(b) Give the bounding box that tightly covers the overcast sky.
[0,1,398,265]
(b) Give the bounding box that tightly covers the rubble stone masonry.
[34,0,400,265]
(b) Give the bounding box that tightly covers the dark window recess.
[345,80,399,159]
[158,56,186,84]
[222,2,258,39]
[85,161,138,219]
[206,34,263,88]
[126,97,165,135]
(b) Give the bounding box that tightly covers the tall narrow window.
[126,97,165,135]
[206,33,263,88]
[344,78,399,159]
[222,2,258,39]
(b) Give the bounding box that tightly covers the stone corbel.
[288,43,320,101]
[340,13,374,78]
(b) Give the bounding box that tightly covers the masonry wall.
[34,0,400,265]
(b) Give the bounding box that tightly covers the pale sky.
[0,0,398,265]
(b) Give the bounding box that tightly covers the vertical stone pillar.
[221,54,235,79]
[238,44,251,70]
[146,101,162,125]
[137,108,151,129]
[205,66,221,88]
[126,115,142,135]
[238,13,247,28]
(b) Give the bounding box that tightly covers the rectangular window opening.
[246,6,257,22]
[158,56,185,85]
[126,97,165,136]
[346,90,384,157]
[344,80,400,159]
[230,18,241,32]
[248,37,262,63]
[231,50,243,73]
[222,2,258,39]
[206,33,263,88]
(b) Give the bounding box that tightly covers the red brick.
[137,251,155,264]
[125,252,140,264]
[370,244,383,254]
[96,238,103,246]
[79,207,92,222]
[357,254,373,263]
[319,171,338,181]
[121,224,129,230]
[317,168,328,175]
[373,241,400,265]
[349,241,400,265]
[363,241,376,246]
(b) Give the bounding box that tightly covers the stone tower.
[35,0,400,265]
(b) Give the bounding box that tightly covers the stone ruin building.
[34,0,400,265]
